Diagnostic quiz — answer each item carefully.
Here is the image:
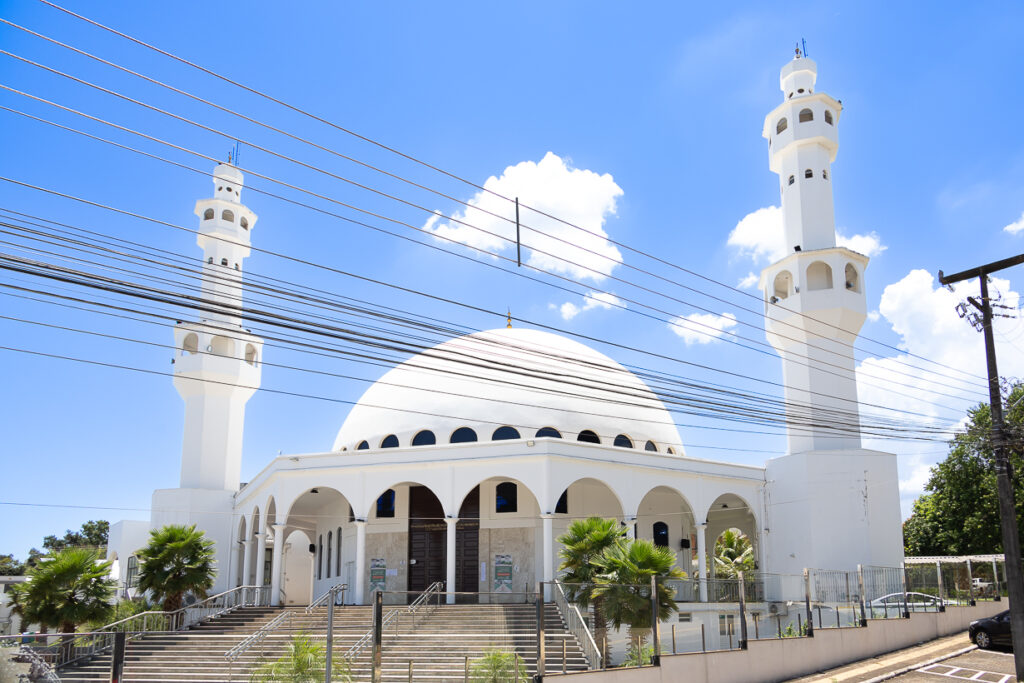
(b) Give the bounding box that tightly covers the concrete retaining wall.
[551,602,1003,683]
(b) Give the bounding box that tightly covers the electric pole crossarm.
[939,253,1024,285]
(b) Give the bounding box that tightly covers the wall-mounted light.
[769,296,779,304]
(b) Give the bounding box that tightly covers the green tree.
[469,649,528,682]
[713,529,755,578]
[590,539,685,653]
[249,633,351,682]
[0,554,26,576]
[42,520,109,554]
[557,517,628,655]
[10,548,115,656]
[903,382,1024,555]
[136,525,216,612]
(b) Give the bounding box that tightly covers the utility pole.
[938,252,1024,678]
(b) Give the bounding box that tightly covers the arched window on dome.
[804,169,813,179]
[495,482,518,513]
[577,430,600,444]
[824,110,834,125]
[653,522,669,547]
[356,440,369,450]
[555,489,569,514]
[799,108,813,123]
[644,440,658,452]
[376,489,396,518]
[536,427,562,438]
[203,208,214,220]
[222,209,235,222]
[613,434,633,448]
[450,427,478,443]
[412,430,436,446]
[326,531,332,578]
[492,426,521,441]
[776,117,788,134]
[666,447,676,455]
[380,434,399,449]
[317,535,323,580]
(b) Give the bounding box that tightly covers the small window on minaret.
[805,169,813,179]
[788,175,795,186]
[776,118,788,134]
[825,110,834,125]
[799,108,813,123]
[823,170,829,180]
[221,258,228,266]
[203,209,214,220]
[222,210,235,222]
[240,217,249,229]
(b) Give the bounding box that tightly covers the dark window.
[376,489,396,518]
[336,526,342,572]
[221,258,229,266]
[450,427,478,443]
[492,426,521,440]
[653,522,669,547]
[348,505,355,523]
[380,434,399,448]
[799,108,813,123]
[240,216,249,229]
[822,170,828,180]
[805,169,813,179]
[356,440,369,450]
[222,209,235,222]
[126,556,139,588]
[667,447,676,455]
[555,489,568,514]
[613,434,633,448]
[317,535,323,580]
[203,208,214,220]
[577,430,600,444]
[788,175,795,186]
[495,482,518,513]
[536,427,562,438]
[824,110,834,125]
[776,118,787,134]
[326,532,332,578]
[412,430,436,446]
[645,440,658,452]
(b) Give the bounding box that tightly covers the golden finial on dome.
[506,308,512,328]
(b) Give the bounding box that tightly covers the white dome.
[333,328,684,455]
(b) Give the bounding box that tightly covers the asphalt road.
[893,648,1016,682]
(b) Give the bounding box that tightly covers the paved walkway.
[788,633,979,682]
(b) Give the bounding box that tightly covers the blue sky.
[2,1,1024,559]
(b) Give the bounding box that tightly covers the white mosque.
[105,54,904,608]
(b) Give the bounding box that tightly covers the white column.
[542,514,554,602]
[270,524,286,607]
[445,518,459,605]
[354,520,367,604]
[254,531,267,587]
[241,539,253,586]
[626,516,637,541]
[697,523,708,603]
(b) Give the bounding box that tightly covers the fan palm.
[136,525,216,612]
[249,633,351,682]
[590,540,684,652]
[557,517,627,657]
[469,649,528,682]
[713,529,754,579]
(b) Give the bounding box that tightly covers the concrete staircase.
[56,602,589,681]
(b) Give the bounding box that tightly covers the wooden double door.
[407,485,479,603]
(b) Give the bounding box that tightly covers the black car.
[970,610,1012,649]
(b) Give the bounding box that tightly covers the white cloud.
[855,269,1023,516]
[727,205,886,263]
[668,312,738,346]
[423,152,624,282]
[1004,211,1024,235]
[867,310,881,323]
[556,291,623,321]
[737,272,759,289]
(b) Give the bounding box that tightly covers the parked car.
[970,610,1011,649]
[869,592,944,613]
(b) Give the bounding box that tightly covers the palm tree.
[590,540,684,653]
[557,517,627,656]
[249,633,351,682]
[713,529,754,579]
[136,525,216,612]
[469,649,528,682]
[13,548,115,657]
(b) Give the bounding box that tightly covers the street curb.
[859,643,978,683]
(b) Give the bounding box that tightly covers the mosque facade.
[105,54,904,607]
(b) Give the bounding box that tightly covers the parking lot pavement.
[893,649,1016,682]
[788,633,976,682]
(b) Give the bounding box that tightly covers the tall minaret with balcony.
[759,53,867,455]
[171,162,263,491]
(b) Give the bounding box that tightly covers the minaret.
[758,53,867,454]
[171,162,263,491]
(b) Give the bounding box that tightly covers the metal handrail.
[225,610,292,662]
[31,584,271,669]
[343,608,399,663]
[407,581,444,628]
[306,582,347,614]
[552,581,601,670]
[342,581,442,663]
